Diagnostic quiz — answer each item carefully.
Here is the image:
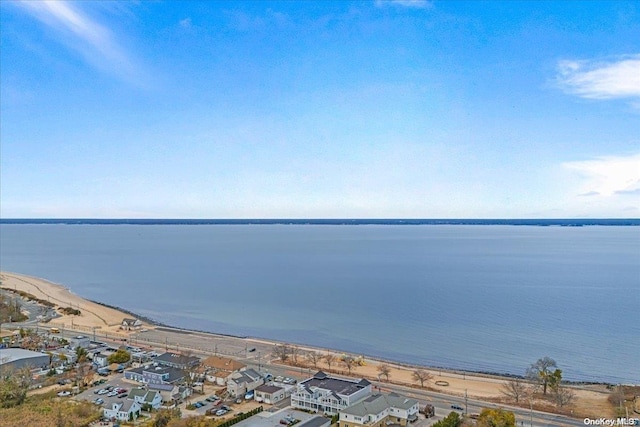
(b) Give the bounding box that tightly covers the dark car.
[451,404,464,411]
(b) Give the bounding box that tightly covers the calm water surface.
[0,224,638,383]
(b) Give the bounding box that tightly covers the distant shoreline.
[1,218,638,226]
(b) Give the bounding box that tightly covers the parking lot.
[74,373,133,410]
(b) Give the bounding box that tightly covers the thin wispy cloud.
[563,153,640,197]
[14,0,145,86]
[375,0,433,10]
[557,55,640,100]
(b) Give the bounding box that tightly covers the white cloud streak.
[15,0,145,86]
[557,55,640,100]
[375,0,433,9]
[563,153,640,197]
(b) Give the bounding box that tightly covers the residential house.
[200,355,246,386]
[103,400,141,422]
[92,352,109,368]
[121,318,142,330]
[148,383,191,405]
[128,388,162,410]
[125,365,186,385]
[292,371,372,415]
[155,352,200,370]
[254,384,289,404]
[68,335,90,350]
[227,368,263,397]
[339,392,419,427]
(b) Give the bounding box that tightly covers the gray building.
[155,352,200,370]
[68,335,91,350]
[125,364,186,385]
[0,348,50,371]
[292,371,372,415]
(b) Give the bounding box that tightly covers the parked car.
[94,398,104,405]
[97,389,108,395]
[215,409,227,416]
[57,391,71,397]
[244,391,254,400]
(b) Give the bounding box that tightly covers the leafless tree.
[272,343,291,363]
[306,351,321,369]
[377,364,391,382]
[342,356,358,376]
[412,369,433,388]
[324,353,336,370]
[500,378,529,403]
[290,346,301,365]
[553,386,575,407]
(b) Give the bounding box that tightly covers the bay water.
[0,223,638,383]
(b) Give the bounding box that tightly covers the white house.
[92,352,109,368]
[292,371,372,415]
[254,384,289,404]
[227,368,263,397]
[128,388,162,410]
[121,318,142,330]
[339,392,419,427]
[148,383,192,405]
[103,400,141,421]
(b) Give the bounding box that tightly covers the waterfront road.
[7,324,587,427]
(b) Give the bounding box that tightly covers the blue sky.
[1,0,639,218]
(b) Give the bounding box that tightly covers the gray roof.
[0,348,48,363]
[155,352,199,367]
[299,416,331,427]
[231,368,262,385]
[128,388,147,399]
[255,384,283,393]
[119,400,137,413]
[144,391,159,402]
[340,393,418,417]
[299,371,369,397]
[385,392,419,410]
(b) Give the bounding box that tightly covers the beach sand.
[0,271,614,418]
[0,271,137,334]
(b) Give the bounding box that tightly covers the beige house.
[200,355,246,386]
[339,392,419,427]
[227,368,263,397]
[254,384,288,404]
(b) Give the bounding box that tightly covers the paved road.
[7,324,588,427]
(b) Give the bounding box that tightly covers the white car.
[57,391,71,397]
[107,391,118,397]
[97,389,108,395]
[215,409,227,416]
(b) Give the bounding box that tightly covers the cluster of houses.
[1,325,420,427]
[116,351,419,427]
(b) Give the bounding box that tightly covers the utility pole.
[529,399,533,427]
[465,389,468,416]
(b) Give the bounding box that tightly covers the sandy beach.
[0,271,139,334]
[0,271,615,418]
